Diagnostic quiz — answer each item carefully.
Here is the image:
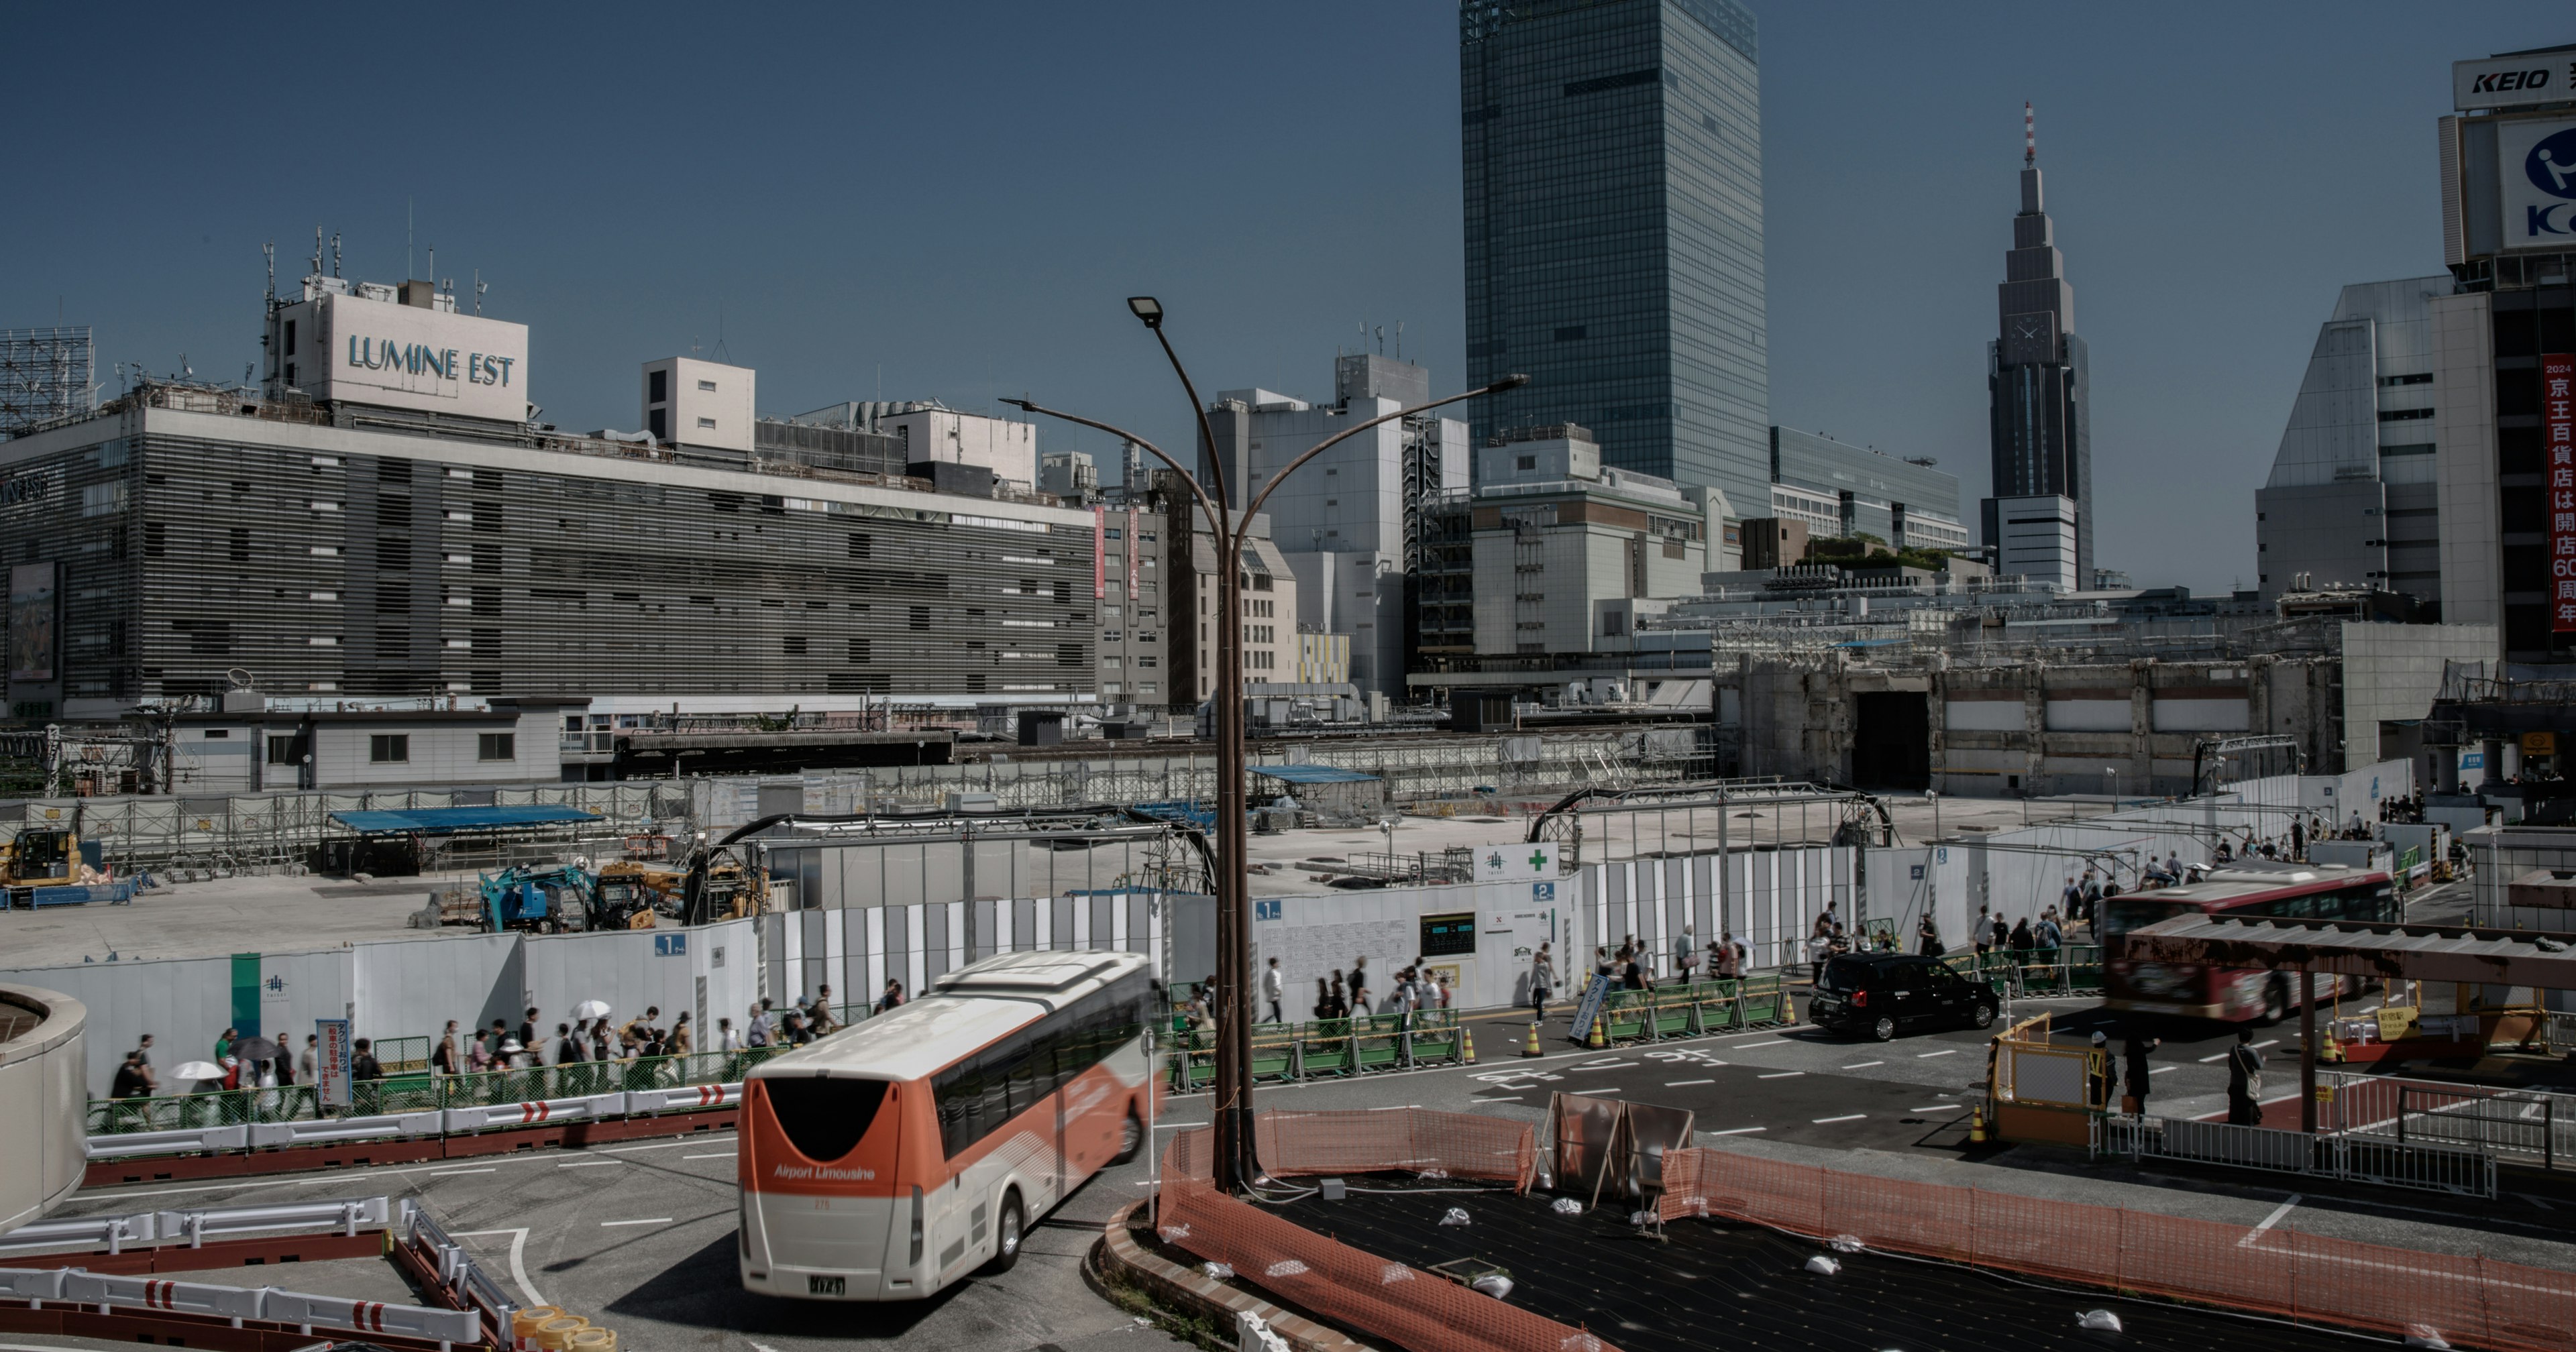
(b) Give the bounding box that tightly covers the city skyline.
[3,3,2569,593]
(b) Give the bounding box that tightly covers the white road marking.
[1472,1096,1523,1103]
[1155,1121,1210,1131]
[557,1160,620,1168]
[1757,1071,1804,1080]
[2198,1052,2229,1062]
[1666,1078,1715,1087]
[601,1217,672,1227]
[685,1151,737,1160]
[2238,1194,2301,1248]
[1915,1048,1957,1058]
[2150,1065,2179,1074]
[2250,1039,2279,1051]
[430,1168,496,1176]
[1710,1126,1766,1135]
[1812,1114,1866,1124]
[1909,1105,1962,1113]
[1731,1039,1789,1050]
[1841,1061,1884,1069]
[1584,1086,1625,1094]
[451,1227,543,1308]
[1570,1062,1638,1072]
[2523,1194,2556,1211]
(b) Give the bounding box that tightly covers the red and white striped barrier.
[247,1111,445,1150]
[67,1272,266,1324]
[621,1081,742,1115]
[260,1285,483,1345]
[439,1092,625,1135]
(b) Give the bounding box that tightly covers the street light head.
[1127,296,1164,329]
[1496,372,1532,390]
[998,397,1035,412]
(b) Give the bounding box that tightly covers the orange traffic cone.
[1521,1022,1544,1058]
[1780,990,1799,1027]
[1463,1027,1479,1064]
[1968,1106,1990,1144]
[1587,1015,1607,1050]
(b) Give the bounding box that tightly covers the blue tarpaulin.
[328,805,601,835]
[1248,765,1379,785]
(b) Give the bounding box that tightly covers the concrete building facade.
[1468,425,1723,655]
[2253,278,2449,604]
[1768,427,1966,553]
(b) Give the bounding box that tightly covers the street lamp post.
[2104,767,2119,813]
[1005,300,1525,1193]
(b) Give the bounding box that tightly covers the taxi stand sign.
[1478,840,1559,883]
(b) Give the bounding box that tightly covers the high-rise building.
[2253,278,2449,604]
[1768,427,1968,553]
[1459,0,1768,513]
[1982,105,2094,583]
[2432,45,2576,661]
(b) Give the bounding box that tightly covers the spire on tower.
[2024,101,2035,168]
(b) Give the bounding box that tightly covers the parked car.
[1808,953,1999,1041]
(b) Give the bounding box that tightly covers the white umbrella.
[171,1060,222,1081]
[573,999,611,1021]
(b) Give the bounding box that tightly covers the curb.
[1091,1199,1371,1352]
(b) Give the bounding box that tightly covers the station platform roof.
[327,805,602,836]
[2124,913,2576,987]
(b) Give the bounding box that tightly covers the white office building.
[1199,355,1468,697]
[1992,494,2080,590]
[2253,278,2448,604]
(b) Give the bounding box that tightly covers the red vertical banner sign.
[2548,353,2576,633]
[1093,505,1107,600]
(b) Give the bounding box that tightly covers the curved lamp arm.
[998,398,1226,544]
[1148,326,1234,532]
[1230,374,1528,568]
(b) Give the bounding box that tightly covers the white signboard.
[2498,117,2576,252]
[2455,53,2576,113]
[315,1017,352,1109]
[1472,840,1559,883]
[302,292,529,422]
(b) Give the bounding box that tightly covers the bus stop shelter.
[2123,914,2576,1131]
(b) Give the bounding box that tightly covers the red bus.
[2100,863,2398,1021]
[738,949,1154,1301]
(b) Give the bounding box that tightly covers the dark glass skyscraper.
[1982,113,2094,581]
[1460,0,1768,516]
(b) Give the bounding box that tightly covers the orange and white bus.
[737,949,1155,1302]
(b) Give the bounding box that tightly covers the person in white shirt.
[1260,958,1285,1024]
[719,1017,743,1054]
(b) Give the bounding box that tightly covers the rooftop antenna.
[1375,325,1384,356]
[2024,101,2035,168]
[1396,321,1403,361]
[427,243,435,285]
[474,270,488,316]
[311,227,323,278]
[262,241,276,305]
[330,232,342,278]
[713,300,731,365]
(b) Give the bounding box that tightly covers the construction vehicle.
[430,864,603,934]
[595,859,686,929]
[1,826,87,887]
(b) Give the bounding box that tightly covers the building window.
[267,735,297,765]
[696,379,717,392]
[478,732,515,761]
[648,370,667,403]
[696,416,717,430]
[369,734,409,763]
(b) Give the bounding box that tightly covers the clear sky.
[5,3,2567,592]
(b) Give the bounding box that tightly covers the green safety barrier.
[1585,972,1795,1047]
[1163,1011,1474,1088]
[88,1045,793,1135]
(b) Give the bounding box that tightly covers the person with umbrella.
[170,1058,224,1126]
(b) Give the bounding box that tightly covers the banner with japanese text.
[2548,353,2575,633]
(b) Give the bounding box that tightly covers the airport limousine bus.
[739,949,1153,1301]
[2100,863,2398,1022]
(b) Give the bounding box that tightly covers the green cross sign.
[1528,848,1548,871]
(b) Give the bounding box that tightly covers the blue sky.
[5,3,2567,592]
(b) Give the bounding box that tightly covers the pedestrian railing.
[1585,972,1794,1048]
[2318,1071,2575,1171]
[2094,1113,2498,1198]
[1939,945,2104,998]
[89,1046,790,1135]
[1163,1011,1475,1090]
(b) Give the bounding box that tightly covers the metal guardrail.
[85,1084,743,1164]
[2095,1114,2497,1198]
[2319,1070,2576,1170]
[89,1046,784,1135]
[0,1198,388,1256]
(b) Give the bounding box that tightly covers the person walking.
[1674,925,1699,984]
[555,1022,584,1066]
[1916,912,1943,957]
[215,1027,237,1062]
[350,1039,383,1084]
[519,1007,541,1054]
[876,980,905,1013]
[432,1020,460,1078]
[1713,932,1741,981]
[1348,957,1373,1017]
[2225,1027,2265,1126]
[1260,957,1285,1025]
[1322,973,1348,1021]
[1530,943,1557,1017]
[2121,1029,2159,1116]
[299,1034,317,1085]
[1973,905,1993,959]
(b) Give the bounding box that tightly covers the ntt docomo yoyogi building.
[0,268,1102,721]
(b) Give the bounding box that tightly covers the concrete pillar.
[2130,660,2154,796]
[2022,663,2046,795]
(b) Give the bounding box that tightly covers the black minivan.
[1808,954,2000,1041]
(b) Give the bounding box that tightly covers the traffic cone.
[1587,1015,1607,1050]
[1463,1027,1479,1064]
[1780,990,1799,1027]
[1521,1022,1545,1058]
[2322,1028,2344,1064]
[1968,1106,1990,1144]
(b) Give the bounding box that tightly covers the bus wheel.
[2261,982,2289,1026]
[981,1189,1025,1276]
[1112,1109,1144,1164]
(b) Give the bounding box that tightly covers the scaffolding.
[0,327,96,438]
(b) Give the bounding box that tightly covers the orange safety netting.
[1160,1117,1618,1352]
[1657,1147,2576,1352]
[1252,1107,1539,1190]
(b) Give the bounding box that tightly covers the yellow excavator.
[0,826,87,887]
